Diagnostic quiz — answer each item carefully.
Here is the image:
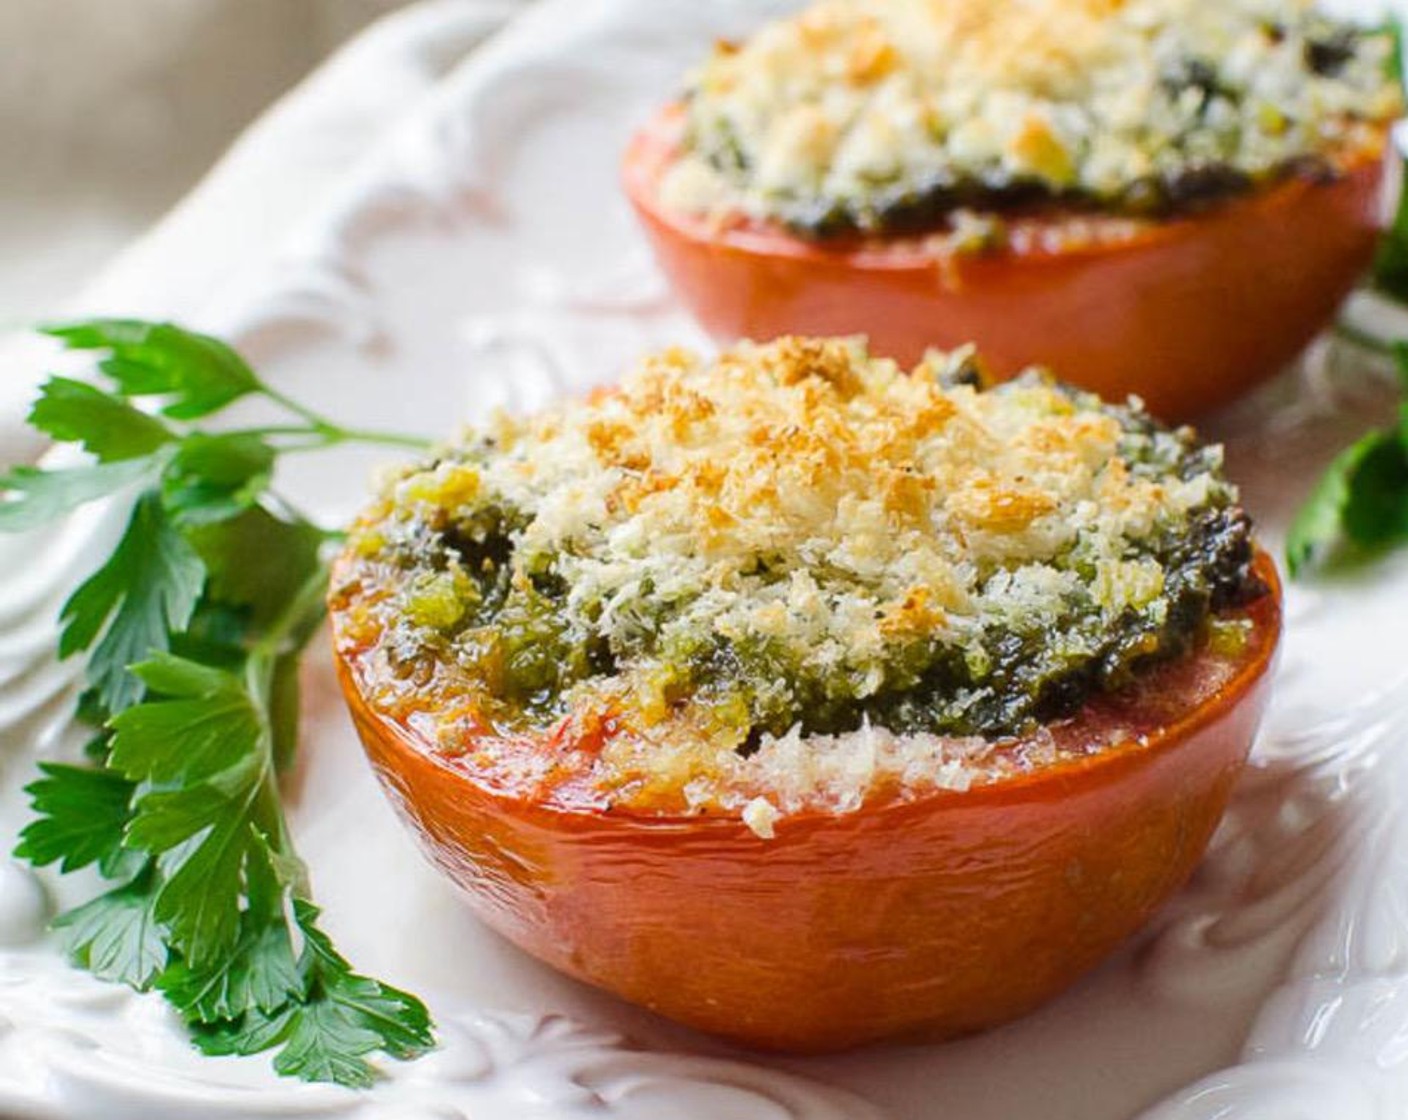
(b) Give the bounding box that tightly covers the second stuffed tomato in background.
[625,0,1403,420]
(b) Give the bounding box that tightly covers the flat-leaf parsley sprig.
[1286,325,1408,577]
[4,320,434,1087]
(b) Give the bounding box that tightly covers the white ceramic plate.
[4,2,1408,1117]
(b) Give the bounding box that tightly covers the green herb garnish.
[1289,145,1408,580]
[5,320,434,1087]
[1286,334,1408,577]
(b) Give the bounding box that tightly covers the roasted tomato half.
[624,105,1387,421]
[330,550,1280,1053]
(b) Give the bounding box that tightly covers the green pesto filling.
[679,13,1396,239]
[724,151,1323,241]
[371,385,1261,744]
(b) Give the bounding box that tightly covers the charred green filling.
[361,381,1262,745]
[739,151,1332,241]
[670,4,1400,241]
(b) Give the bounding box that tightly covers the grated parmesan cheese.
[660,0,1402,235]
[335,337,1263,822]
[742,797,781,838]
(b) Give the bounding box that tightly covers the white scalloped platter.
[4,2,1408,1117]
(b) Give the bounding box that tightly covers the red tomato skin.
[623,106,1387,421]
[333,555,1282,1052]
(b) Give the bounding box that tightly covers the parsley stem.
[257,383,338,431]
[255,385,433,452]
[233,424,433,452]
[336,427,434,450]
[231,425,325,438]
[243,665,308,901]
[242,564,327,895]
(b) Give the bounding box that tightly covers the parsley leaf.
[1286,433,1374,577]
[273,1001,386,1087]
[109,654,262,784]
[291,899,434,1063]
[42,320,259,420]
[110,656,265,968]
[1339,429,1408,545]
[188,900,434,1087]
[0,459,156,531]
[14,763,134,875]
[156,816,257,970]
[161,918,301,1022]
[162,433,275,525]
[6,318,435,1087]
[55,867,167,990]
[124,781,249,853]
[28,377,173,462]
[188,507,325,628]
[1294,292,1408,576]
[59,493,205,714]
[191,1004,297,1059]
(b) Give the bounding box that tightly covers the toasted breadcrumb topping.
[333,338,1261,821]
[661,0,1401,235]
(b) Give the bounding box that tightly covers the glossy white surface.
[1,2,1407,1117]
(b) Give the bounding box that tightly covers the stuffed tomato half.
[330,337,1281,1050]
[625,0,1401,420]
